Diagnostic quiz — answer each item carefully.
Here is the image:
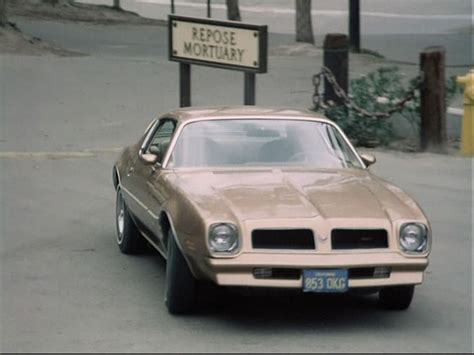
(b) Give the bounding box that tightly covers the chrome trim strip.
[139,119,159,155]
[144,118,158,135]
[121,186,159,220]
[115,166,122,186]
[331,123,366,168]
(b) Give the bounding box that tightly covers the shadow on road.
[194,286,393,328]
[142,249,400,330]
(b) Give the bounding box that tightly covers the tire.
[115,187,146,254]
[379,285,415,310]
[165,230,197,314]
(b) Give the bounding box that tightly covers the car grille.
[331,229,388,250]
[253,268,302,280]
[349,268,378,279]
[252,229,315,250]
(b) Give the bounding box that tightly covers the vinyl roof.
[162,106,329,123]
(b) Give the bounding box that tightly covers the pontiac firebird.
[113,106,431,314]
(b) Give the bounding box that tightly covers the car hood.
[167,168,425,222]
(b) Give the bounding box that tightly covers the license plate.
[303,269,348,293]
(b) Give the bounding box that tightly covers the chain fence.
[312,66,423,119]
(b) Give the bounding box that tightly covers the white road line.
[0,152,96,159]
[0,148,122,159]
[141,0,472,20]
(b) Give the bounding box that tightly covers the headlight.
[208,223,239,253]
[399,223,428,253]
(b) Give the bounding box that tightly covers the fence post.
[323,34,349,106]
[420,47,446,152]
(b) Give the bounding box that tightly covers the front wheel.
[379,285,415,310]
[165,231,197,314]
[115,187,147,254]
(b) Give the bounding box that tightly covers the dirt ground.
[8,0,165,25]
[0,22,82,56]
[1,0,165,56]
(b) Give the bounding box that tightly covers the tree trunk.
[0,0,7,28]
[226,0,241,21]
[296,0,314,44]
[113,0,121,10]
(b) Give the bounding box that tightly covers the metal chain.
[312,66,423,119]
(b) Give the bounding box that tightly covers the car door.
[121,119,159,221]
[128,118,177,246]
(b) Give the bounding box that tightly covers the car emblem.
[319,233,328,241]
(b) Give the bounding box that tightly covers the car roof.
[161,106,331,124]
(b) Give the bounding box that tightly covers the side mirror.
[140,153,158,165]
[149,144,161,155]
[149,144,164,161]
[360,153,376,167]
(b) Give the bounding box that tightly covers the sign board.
[169,15,267,73]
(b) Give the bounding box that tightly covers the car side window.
[146,120,176,163]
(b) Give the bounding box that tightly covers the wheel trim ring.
[116,191,125,244]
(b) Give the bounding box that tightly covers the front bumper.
[191,251,428,289]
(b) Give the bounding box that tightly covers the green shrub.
[313,66,460,148]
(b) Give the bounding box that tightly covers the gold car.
[113,106,431,314]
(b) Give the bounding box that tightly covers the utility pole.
[226,0,241,21]
[349,0,361,52]
[296,0,315,44]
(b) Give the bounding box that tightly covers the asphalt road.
[80,0,473,66]
[1,147,471,352]
[0,16,473,353]
[83,0,472,34]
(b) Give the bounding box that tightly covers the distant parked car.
[113,106,431,314]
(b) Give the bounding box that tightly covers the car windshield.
[168,119,363,169]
